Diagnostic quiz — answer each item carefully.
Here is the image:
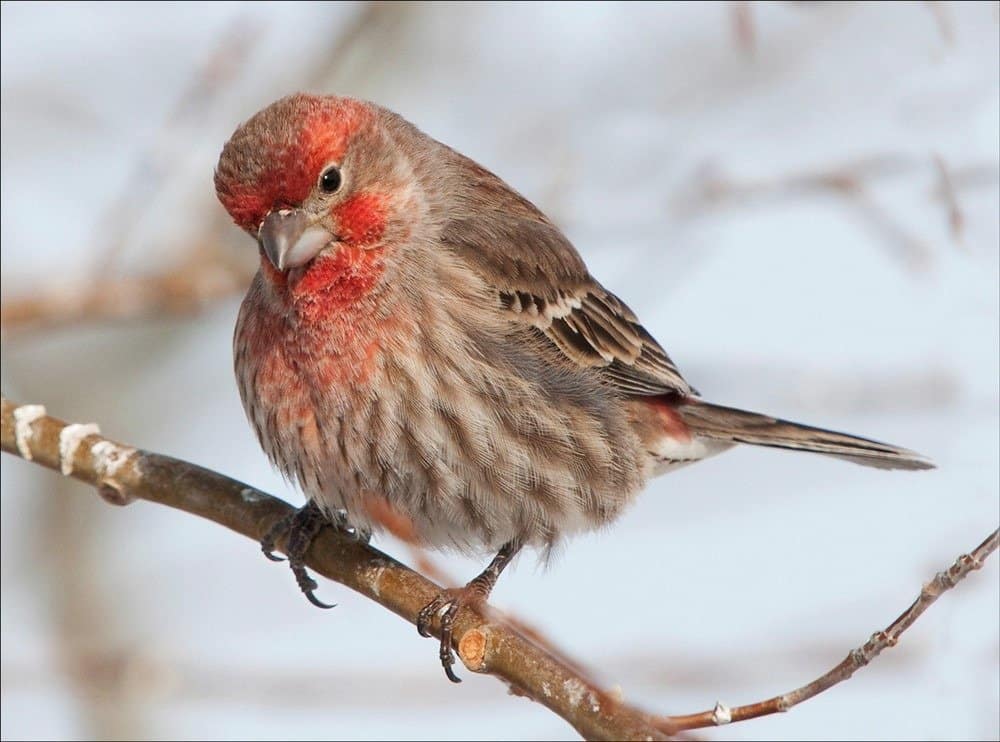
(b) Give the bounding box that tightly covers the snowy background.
[1,2,998,740]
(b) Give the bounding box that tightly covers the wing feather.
[439,210,691,397]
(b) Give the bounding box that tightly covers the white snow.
[12,404,45,460]
[57,422,100,476]
[713,700,733,725]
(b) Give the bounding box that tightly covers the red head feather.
[215,94,373,232]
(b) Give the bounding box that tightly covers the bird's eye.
[319,166,342,194]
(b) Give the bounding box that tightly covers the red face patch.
[287,245,385,318]
[333,192,387,246]
[216,95,374,232]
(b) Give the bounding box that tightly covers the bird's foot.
[260,500,366,609]
[415,542,520,683]
[416,586,484,683]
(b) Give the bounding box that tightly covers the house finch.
[216,93,932,681]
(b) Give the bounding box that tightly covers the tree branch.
[0,395,668,741]
[0,248,254,333]
[674,155,999,272]
[656,528,999,734]
[2,394,995,740]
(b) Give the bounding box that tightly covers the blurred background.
[1,2,998,740]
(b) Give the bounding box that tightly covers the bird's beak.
[258,209,334,272]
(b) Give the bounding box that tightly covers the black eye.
[319,166,342,193]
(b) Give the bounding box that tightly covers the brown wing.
[438,193,693,397]
[378,108,694,399]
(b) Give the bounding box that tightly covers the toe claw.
[265,501,342,608]
[306,591,337,610]
[418,595,464,683]
[438,602,462,682]
[262,548,285,562]
[439,639,461,683]
[416,603,438,637]
[260,511,297,564]
[294,570,335,609]
[417,543,517,684]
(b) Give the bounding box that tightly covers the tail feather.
[676,400,934,471]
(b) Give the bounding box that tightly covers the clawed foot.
[415,541,521,683]
[416,587,481,683]
[260,501,366,609]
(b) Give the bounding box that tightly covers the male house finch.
[216,94,932,681]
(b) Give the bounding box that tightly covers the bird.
[215,93,933,681]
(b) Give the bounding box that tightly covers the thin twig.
[655,528,999,734]
[90,15,261,276]
[729,1,756,56]
[924,0,955,46]
[677,155,999,272]
[933,154,965,244]
[2,3,392,336]
[302,1,390,90]
[0,248,254,333]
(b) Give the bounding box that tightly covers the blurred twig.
[677,155,999,270]
[3,396,996,741]
[655,527,999,734]
[933,154,964,244]
[302,1,396,90]
[729,1,756,56]
[0,247,253,333]
[924,1,955,46]
[39,481,152,738]
[90,15,261,276]
[1,3,396,336]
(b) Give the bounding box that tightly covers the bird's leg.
[261,500,366,609]
[416,540,521,683]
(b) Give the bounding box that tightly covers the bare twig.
[0,247,253,333]
[933,154,965,244]
[302,1,390,90]
[729,1,756,56]
[90,15,261,276]
[656,528,999,734]
[677,155,999,271]
[677,156,907,219]
[1,2,393,337]
[1,395,995,740]
[924,0,956,46]
[936,162,1000,192]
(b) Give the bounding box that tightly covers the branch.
[923,0,955,46]
[2,394,995,740]
[0,248,254,333]
[0,396,667,742]
[675,155,999,272]
[88,15,261,277]
[656,528,999,734]
[729,1,756,56]
[933,154,965,244]
[1,4,391,337]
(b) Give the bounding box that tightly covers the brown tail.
[676,400,934,471]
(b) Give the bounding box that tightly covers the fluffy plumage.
[218,93,932,556]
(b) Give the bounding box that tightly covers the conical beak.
[259,209,334,272]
